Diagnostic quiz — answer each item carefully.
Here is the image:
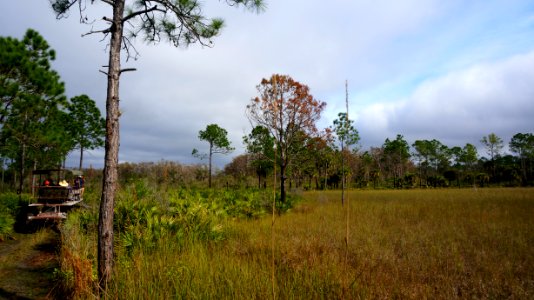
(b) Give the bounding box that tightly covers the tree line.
[0,29,105,192]
[225,128,534,190]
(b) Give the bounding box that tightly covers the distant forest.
[225,131,534,190]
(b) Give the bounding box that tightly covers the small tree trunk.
[208,142,213,188]
[98,0,124,292]
[18,142,26,194]
[521,157,527,186]
[79,145,84,171]
[1,159,4,192]
[341,139,345,206]
[280,162,286,203]
[31,161,37,196]
[324,163,328,190]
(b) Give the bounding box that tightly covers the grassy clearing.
[277,189,534,298]
[193,188,533,299]
[62,188,534,299]
[0,229,59,299]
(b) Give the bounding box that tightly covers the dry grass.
[57,210,98,299]
[268,188,534,298]
[101,188,534,299]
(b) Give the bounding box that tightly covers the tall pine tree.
[49,0,265,289]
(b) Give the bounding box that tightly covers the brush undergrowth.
[58,180,295,298]
[58,186,534,299]
[0,192,32,240]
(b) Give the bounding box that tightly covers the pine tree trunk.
[98,0,124,291]
[18,142,25,194]
[79,145,84,171]
[208,142,213,188]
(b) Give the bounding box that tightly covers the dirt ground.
[0,230,59,300]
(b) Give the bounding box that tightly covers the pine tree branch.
[122,5,165,24]
[81,26,112,37]
[120,68,137,74]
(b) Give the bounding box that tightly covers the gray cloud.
[2,1,534,168]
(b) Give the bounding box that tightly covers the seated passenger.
[74,176,84,188]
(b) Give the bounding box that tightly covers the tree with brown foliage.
[246,74,326,203]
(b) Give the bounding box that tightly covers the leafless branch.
[120,68,137,74]
[78,0,87,23]
[99,32,110,42]
[81,25,112,37]
[122,36,139,61]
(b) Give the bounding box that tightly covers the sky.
[2,1,534,170]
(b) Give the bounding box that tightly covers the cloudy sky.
[2,1,534,169]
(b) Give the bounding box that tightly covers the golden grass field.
[62,188,534,299]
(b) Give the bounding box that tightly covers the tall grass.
[289,189,534,298]
[56,189,99,299]
[61,188,534,298]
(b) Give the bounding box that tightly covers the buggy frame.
[27,169,84,220]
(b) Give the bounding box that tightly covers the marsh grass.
[63,188,534,299]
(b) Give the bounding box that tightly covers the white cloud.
[357,51,534,149]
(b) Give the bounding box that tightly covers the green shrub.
[0,209,15,241]
[275,192,300,213]
[0,192,21,212]
[0,192,32,237]
[112,187,284,255]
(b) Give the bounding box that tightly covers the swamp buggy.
[27,169,85,221]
